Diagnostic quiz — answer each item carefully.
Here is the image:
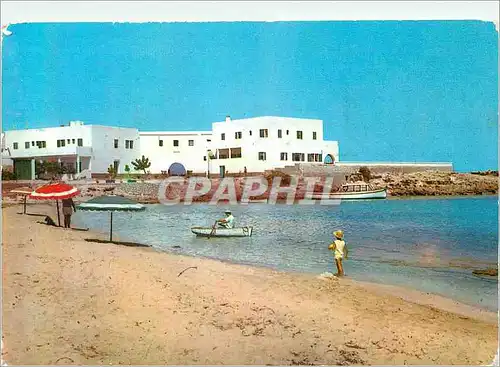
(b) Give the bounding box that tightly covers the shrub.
[131,156,151,174]
[1,170,17,180]
[107,165,117,178]
[359,166,371,182]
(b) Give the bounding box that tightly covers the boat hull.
[191,226,254,237]
[309,188,387,200]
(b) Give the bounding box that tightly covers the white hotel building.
[1,116,340,179]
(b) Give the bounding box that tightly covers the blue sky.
[2,21,498,171]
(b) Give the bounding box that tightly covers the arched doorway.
[324,154,335,165]
[168,162,186,176]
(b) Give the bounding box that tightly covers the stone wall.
[275,163,453,177]
[335,162,453,175]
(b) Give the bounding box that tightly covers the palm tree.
[131,155,151,174]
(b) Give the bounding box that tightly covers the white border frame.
[1,1,499,25]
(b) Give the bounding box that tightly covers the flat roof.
[212,116,323,124]
[139,131,212,136]
[4,124,139,132]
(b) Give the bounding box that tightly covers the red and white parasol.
[29,182,79,200]
[29,182,80,227]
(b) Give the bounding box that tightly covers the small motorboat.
[309,183,387,200]
[191,226,254,237]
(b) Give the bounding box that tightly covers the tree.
[107,164,117,179]
[359,166,371,182]
[131,155,151,174]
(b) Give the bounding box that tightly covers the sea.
[73,196,499,311]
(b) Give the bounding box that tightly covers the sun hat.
[224,210,232,214]
[333,230,344,239]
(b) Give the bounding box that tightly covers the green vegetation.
[131,155,151,175]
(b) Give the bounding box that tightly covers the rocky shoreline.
[371,171,498,197]
[2,170,497,205]
[83,170,498,202]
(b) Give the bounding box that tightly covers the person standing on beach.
[329,230,348,276]
[62,197,77,228]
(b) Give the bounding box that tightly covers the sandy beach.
[2,203,498,365]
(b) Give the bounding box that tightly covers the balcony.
[8,146,92,159]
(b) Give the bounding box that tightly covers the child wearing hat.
[328,230,348,276]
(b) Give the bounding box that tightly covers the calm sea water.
[73,196,499,311]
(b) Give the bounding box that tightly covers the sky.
[2,21,498,171]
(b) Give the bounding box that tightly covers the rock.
[472,268,498,277]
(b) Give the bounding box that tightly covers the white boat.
[191,226,254,237]
[309,183,387,200]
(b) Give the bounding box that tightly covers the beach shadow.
[36,216,58,227]
[71,227,90,232]
[84,238,151,248]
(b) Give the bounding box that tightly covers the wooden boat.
[310,183,387,200]
[191,226,254,237]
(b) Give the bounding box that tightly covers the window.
[25,142,30,149]
[77,138,83,146]
[125,140,134,149]
[280,152,288,161]
[114,139,119,148]
[67,139,70,144]
[296,131,303,140]
[188,140,194,146]
[203,156,207,161]
[36,141,46,148]
[259,129,268,138]
[72,138,76,144]
[278,129,282,138]
[249,130,252,136]
[308,154,314,162]
[159,140,163,147]
[218,148,229,159]
[221,133,225,141]
[258,152,266,161]
[31,141,35,146]
[57,139,66,147]
[292,153,305,162]
[173,140,179,147]
[313,132,317,140]
[286,130,289,135]
[235,132,242,139]
[230,147,242,158]
[13,142,18,150]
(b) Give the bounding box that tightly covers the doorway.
[219,165,225,178]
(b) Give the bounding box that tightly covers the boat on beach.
[310,183,387,200]
[191,226,254,237]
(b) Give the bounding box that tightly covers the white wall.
[3,123,140,174]
[4,123,93,159]
[90,125,140,174]
[140,131,212,174]
[210,116,339,173]
[2,116,341,175]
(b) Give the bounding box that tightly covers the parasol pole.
[23,195,27,214]
[56,200,61,227]
[110,211,113,242]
